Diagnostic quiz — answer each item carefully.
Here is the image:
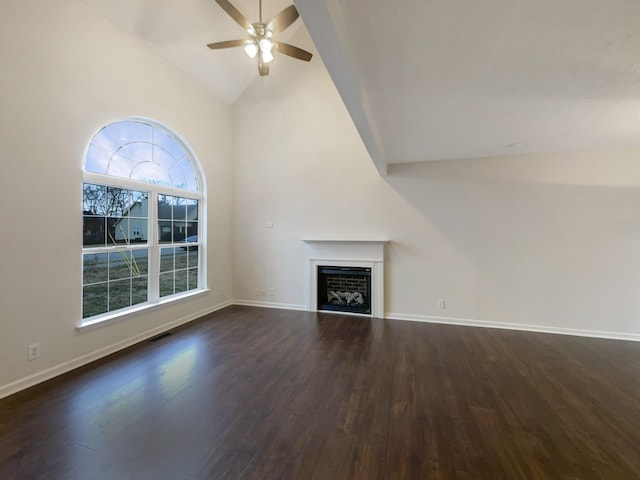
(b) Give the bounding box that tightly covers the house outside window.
[82,119,205,324]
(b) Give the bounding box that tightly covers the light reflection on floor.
[68,335,205,453]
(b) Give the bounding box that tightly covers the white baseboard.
[230,302,640,342]
[385,312,640,342]
[0,300,233,400]
[232,299,307,311]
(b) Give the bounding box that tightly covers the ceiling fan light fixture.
[259,38,273,53]
[261,49,274,63]
[244,41,258,59]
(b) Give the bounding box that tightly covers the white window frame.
[81,119,207,327]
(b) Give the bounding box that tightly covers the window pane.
[132,250,148,276]
[109,251,132,281]
[131,276,148,306]
[173,197,189,243]
[175,196,188,208]
[172,220,187,242]
[83,284,108,318]
[107,218,129,245]
[170,158,198,192]
[86,120,198,192]
[152,144,176,170]
[109,279,131,311]
[122,142,153,169]
[175,269,188,294]
[85,143,112,175]
[160,248,174,273]
[186,198,198,222]
[159,222,172,244]
[106,150,137,179]
[83,184,107,216]
[131,162,172,187]
[172,200,186,221]
[158,195,174,220]
[155,130,186,161]
[160,272,174,297]
[188,268,198,290]
[187,248,198,269]
[106,120,153,145]
[107,187,129,217]
[83,216,106,247]
[129,190,148,217]
[83,253,108,284]
[130,219,148,243]
[187,222,198,240]
[175,248,188,270]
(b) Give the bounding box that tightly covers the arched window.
[82,119,205,324]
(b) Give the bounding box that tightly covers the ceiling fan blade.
[266,5,299,35]
[258,60,270,76]
[275,42,313,62]
[214,0,252,31]
[207,39,246,49]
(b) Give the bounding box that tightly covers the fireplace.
[317,266,371,314]
[303,240,387,318]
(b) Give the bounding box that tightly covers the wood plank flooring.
[1,306,640,479]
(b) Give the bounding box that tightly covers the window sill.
[77,289,210,330]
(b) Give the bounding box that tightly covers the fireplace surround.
[303,240,387,317]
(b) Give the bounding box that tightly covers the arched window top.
[85,119,199,192]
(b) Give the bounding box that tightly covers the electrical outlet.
[268,288,274,296]
[260,289,266,297]
[27,343,41,361]
[437,298,446,309]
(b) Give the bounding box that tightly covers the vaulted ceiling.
[85,0,640,175]
[84,0,300,104]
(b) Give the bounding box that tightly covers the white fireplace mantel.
[303,240,387,318]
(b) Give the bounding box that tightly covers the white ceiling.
[84,0,300,104]
[298,0,640,173]
[85,0,640,174]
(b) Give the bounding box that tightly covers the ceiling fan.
[207,0,313,76]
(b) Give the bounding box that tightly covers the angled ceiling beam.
[295,0,388,176]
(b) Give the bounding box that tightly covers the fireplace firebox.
[317,266,371,315]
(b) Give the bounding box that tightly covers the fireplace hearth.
[317,266,371,314]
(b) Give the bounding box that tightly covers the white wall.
[0,0,233,396]
[233,31,640,340]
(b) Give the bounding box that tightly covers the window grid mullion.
[148,191,160,303]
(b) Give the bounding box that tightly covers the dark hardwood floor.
[2,306,640,479]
